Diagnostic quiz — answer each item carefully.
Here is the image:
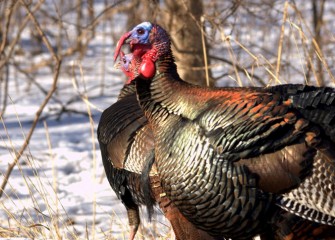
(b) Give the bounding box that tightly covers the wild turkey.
[116,51,335,240]
[113,22,335,239]
[98,52,218,240]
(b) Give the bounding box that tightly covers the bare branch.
[0,0,62,198]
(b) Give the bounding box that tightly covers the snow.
[0,70,171,238]
[0,92,168,239]
[0,27,169,240]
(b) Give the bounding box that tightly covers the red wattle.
[139,60,155,78]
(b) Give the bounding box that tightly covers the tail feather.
[268,84,335,142]
[276,196,335,226]
[292,88,335,139]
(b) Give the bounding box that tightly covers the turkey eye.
[123,59,127,64]
[137,28,144,35]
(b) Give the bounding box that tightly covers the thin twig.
[0,0,62,198]
[0,1,44,71]
[219,30,243,86]
[209,54,266,86]
[200,16,210,87]
[0,1,18,54]
[289,2,335,84]
[275,1,289,83]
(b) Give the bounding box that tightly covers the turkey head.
[115,51,141,83]
[114,22,171,79]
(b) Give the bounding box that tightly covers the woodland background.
[0,0,334,239]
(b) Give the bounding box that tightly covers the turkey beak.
[114,61,121,69]
[114,31,131,61]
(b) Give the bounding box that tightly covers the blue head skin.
[127,22,153,45]
[121,53,133,72]
[114,51,141,83]
[114,22,153,61]
[114,51,131,70]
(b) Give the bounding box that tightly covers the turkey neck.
[135,53,195,126]
[134,51,211,168]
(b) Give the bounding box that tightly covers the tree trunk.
[125,0,158,30]
[162,0,213,86]
[312,0,325,86]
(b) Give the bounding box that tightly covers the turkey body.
[137,69,335,239]
[113,22,335,239]
[99,82,219,240]
[97,83,156,239]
